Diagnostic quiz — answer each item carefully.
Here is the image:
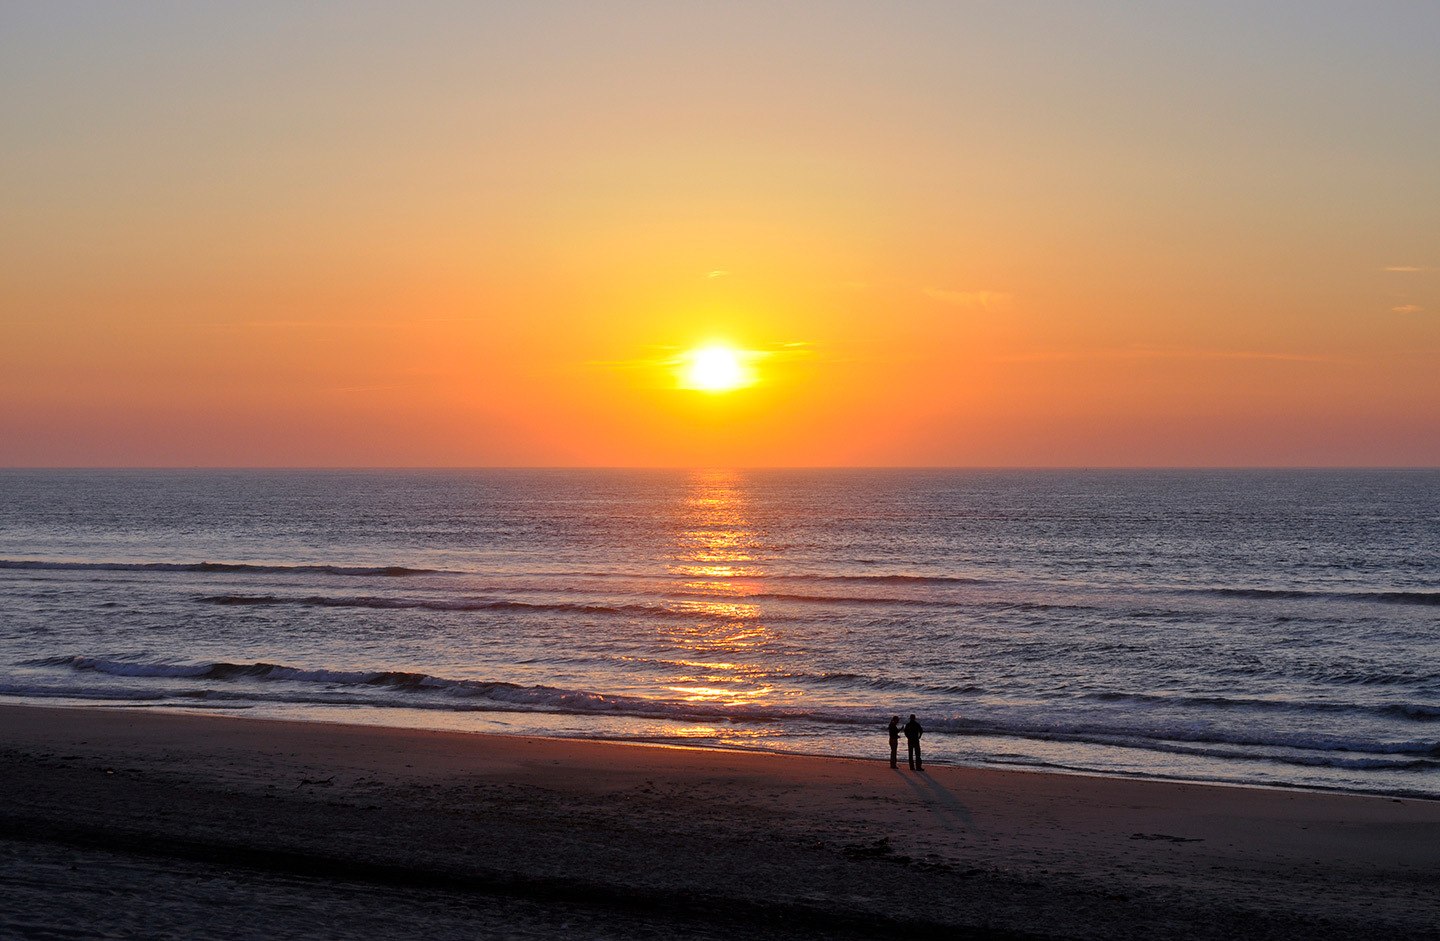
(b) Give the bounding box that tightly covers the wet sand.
[2,703,1436,939]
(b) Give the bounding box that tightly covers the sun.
[679,344,755,393]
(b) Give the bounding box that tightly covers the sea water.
[1,468,1436,796]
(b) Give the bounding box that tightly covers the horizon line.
[3,465,1438,472]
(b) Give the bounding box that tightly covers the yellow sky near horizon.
[2,3,1437,466]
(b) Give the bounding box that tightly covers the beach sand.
[2,704,1436,939]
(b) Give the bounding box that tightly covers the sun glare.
[680,344,754,393]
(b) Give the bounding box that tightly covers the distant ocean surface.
[1,469,1436,797]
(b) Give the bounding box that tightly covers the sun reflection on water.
[670,470,763,582]
[656,470,780,707]
[663,684,775,704]
[672,599,761,620]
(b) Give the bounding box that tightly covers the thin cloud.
[705,269,730,279]
[329,383,418,394]
[211,317,464,330]
[996,347,1338,364]
[213,319,338,329]
[1392,304,1424,314]
[1382,266,1433,273]
[922,288,1012,312]
[590,340,815,371]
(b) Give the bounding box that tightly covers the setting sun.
[679,345,755,393]
[3,7,1439,939]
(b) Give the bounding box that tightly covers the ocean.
[1,468,1436,797]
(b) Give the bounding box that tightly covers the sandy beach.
[1,704,1436,939]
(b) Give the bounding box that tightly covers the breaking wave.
[1081,690,1440,721]
[0,559,442,577]
[1183,586,1440,607]
[8,556,1432,607]
[194,593,769,620]
[17,655,1439,776]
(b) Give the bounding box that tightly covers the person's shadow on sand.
[891,766,976,831]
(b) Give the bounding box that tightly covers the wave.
[1210,660,1440,690]
[23,655,789,719]
[686,589,1030,610]
[1082,690,1440,722]
[562,654,989,697]
[766,573,994,587]
[194,593,761,620]
[0,559,442,577]
[21,656,1439,770]
[15,555,1434,613]
[1184,586,1440,607]
[0,558,996,586]
[700,591,1099,616]
[0,681,172,702]
[570,570,1440,608]
[699,590,950,608]
[952,716,1440,760]
[574,571,995,587]
[983,752,1437,777]
[27,656,462,687]
[9,558,1435,611]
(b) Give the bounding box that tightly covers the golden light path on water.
[653,470,788,744]
[652,473,1313,772]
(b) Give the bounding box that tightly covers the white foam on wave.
[0,559,443,577]
[21,654,1439,769]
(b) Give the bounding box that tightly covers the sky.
[2,1,1437,467]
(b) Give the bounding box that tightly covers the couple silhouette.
[887,714,923,771]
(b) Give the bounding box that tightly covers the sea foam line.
[20,656,1440,765]
[0,559,442,577]
[8,557,1433,606]
[193,593,775,620]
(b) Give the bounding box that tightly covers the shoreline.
[15,694,1439,804]
[4,702,1438,939]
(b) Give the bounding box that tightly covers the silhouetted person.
[887,715,901,768]
[903,714,923,771]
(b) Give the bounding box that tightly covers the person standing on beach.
[903,714,924,771]
[887,715,901,768]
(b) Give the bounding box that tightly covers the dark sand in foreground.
[2,704,1436,939]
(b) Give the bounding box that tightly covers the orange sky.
[2,3,1437,466]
